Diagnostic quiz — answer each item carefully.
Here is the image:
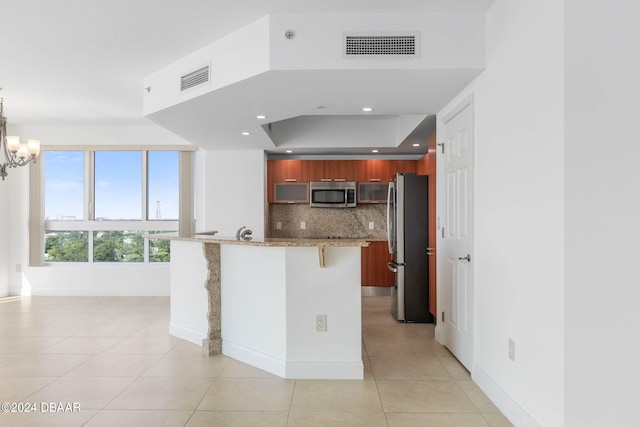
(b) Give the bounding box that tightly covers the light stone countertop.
[151,232,370,248]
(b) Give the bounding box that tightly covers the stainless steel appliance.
[310,181,356,208]
[387,173,433,322]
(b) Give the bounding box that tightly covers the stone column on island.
[202,242,222,356]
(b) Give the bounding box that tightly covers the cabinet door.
[306,161,328,182]
[390,160,418,175]
[268,160,308,202]
[273,183,309,204]
[268,160,306,182]
[364,160,391,182]
[358,182,389,203]
[361,241,394,287]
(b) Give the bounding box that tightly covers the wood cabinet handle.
[285,178,297,182]
[369,178,381,182]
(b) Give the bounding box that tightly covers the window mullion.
[142,150,148,221]
[142,151,149,262]
[87,150,95,262]
[87,150,94,221]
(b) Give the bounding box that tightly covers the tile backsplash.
[268,204,387,239]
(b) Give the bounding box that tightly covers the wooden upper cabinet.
[267,159,420,203]
[306,161,328,182]
[267,160,308,203]
[273,182,309,204]
[270,160,307,182]
[390,160,418,176]
[362,160,389,182]
[360,160,417,182]
[307,160,358,182]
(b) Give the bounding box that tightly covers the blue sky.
[44,150,179,220]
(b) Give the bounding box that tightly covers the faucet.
[235,226,253,240]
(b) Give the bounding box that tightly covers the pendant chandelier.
[0,93,40,181]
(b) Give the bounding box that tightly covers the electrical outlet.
[316,314,327,332]
[508,338,516,362]
[369,221,375,230]
[300,221,306,230]
[276,222,282,230]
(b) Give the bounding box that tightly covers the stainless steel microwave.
[309,181,357,208]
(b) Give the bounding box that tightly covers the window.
[147,151,179,220]
[39,147,194,264]
[94,151,142,220]
[44,151,84,220]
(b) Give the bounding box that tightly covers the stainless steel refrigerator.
[386,173,433,323]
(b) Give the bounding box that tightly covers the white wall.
[9,123,192,296]
[197,149,266,238]
[169,240,209,343]
[564,1,640,425]
[143,16,271,117]
[0,175,9,297]
[437,0,565,425]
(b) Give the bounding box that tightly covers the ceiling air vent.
[344,32,420,58]
[180,65,210,92]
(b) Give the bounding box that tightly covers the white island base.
[168,238,364,380]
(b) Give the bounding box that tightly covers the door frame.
[435,94,475,369]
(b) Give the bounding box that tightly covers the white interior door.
[442,97,474,371]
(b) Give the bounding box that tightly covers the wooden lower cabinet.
[361,241,394,287]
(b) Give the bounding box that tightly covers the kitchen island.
[155,233,369,379]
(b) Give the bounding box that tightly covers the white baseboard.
[434,323,443,343]
[472,365,540,427]
[223,340,364,379]
[223,340,287,378]
[169,322,206,346]
[15,288,170,297]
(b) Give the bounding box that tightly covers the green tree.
[150,238,170,262]
[45,231,88,262]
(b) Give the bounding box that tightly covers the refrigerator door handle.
[386,181,395,254]
[387,261,398,273]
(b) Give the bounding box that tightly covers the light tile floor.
[0,295,512,426]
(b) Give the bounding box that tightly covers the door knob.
[458,254,471,262]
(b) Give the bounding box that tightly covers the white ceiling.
[1,0,494,155]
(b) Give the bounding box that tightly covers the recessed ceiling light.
[371,149,379,153]
[285,150,293,153]
[362,107,374,112]
[256,115,267,120]
[413,143,420,147]
[241,131,251,136]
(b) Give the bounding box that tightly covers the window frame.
[31,145,196,266]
